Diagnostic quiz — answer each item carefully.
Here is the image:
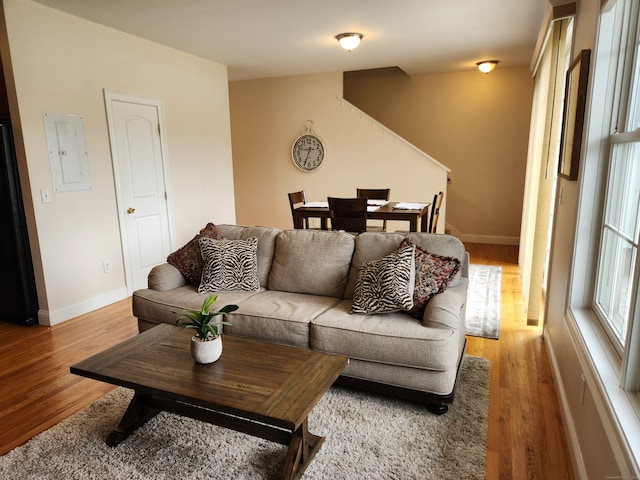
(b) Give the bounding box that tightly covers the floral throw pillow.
[401,238,461,319]
[166,223,225,285]
[351,244,416,314]
[198,237,260,293]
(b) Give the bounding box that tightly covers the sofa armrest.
[148,263,188,291]
[422,278,468,330]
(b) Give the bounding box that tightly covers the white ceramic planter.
[190,335,223,364]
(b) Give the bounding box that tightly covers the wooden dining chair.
[288,190,309,229]
[356,188,390,232]
[429,191,444,233]
[328,197,368,234]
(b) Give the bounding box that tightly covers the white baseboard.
[543,324,587,479]
[445,223,519,245]
[459,234,519,245]
[545,310,640,479]
[38,287,129,326]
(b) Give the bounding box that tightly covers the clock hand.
[303,147,313,161]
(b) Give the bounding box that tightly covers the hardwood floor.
[0,243,574,479]
[465,243,574,480]
[0,300,138,455]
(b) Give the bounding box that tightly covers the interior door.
[105,91,172,293]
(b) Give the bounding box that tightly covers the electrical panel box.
[44,113,92,192]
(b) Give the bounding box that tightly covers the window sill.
[567,307,640,477]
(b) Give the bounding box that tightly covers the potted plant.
[175,294,238,364]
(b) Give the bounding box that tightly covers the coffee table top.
[71,324,347,431]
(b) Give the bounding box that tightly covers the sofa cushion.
[224,290,341,348]
[198,237,260,293]
[400,239,461,319]
[311,299,460,372]
[268,229,355,298]
[345,233,466,298]
[216,225,280,287]
[132,284,262,327]
[344,232,406,299]
[166,222,225,285]
[351,244,416,314]
[403,232,466,287]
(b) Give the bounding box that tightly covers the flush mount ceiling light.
[335,33,363,51]
[476,60,499,74]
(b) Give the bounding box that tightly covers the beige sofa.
[132,225,469,414]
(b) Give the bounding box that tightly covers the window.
[592,0,640,382]
[595,136,640,352]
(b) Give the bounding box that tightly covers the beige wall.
[0,0,235,324]
[544,0,629,477]
[229,71,449,232]
[344,66,534,244]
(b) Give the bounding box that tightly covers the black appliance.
[0,119,38,325]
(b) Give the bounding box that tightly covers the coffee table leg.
[106,392,160,447]
[280,419,325,480]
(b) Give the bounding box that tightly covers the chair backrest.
[357,188,390,230]
[429,191,444,233]
[356,188,390,201]
[328,197,368,233]
[288,191,308,228]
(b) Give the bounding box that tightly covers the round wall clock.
[291,121,326,171]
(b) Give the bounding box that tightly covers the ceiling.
[33,0,550,81]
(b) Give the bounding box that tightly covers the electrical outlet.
[103,260,111,273]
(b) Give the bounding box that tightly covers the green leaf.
[201,295,218,314]
[175,295,237,339]
[217,304,239,314]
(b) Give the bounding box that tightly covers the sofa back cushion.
[402,233,466,286]
[268,229,355,298]
[344,232,467,299]
[216,225,280,287]
[344,232,405,299]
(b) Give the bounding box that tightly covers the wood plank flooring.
[0,243,574,479]
[464,243,574,479]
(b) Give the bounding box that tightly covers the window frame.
[557,0,640,473]
[588,0,640,387]
[593,131,640,357]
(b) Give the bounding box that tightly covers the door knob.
[127,207,135,214]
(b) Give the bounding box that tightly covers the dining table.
[293,200,431,232]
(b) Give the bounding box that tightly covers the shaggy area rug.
[466,264,502,339]
[0,356,490,480]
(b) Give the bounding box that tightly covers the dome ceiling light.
[335,33,363,51]
[476,60,499,74]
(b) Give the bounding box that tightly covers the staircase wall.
[229,71,449,232]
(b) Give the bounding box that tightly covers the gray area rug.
[466,264,502,339]
[0,356,490,480]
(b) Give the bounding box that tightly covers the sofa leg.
[427,404,448,415]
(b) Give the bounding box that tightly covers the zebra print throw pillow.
[400,239,462,319]
[198,236,260,293]
[351,244,416,314]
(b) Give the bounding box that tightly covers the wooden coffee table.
[70,323,347,480]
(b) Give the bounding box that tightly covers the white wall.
[229,71,449,232]
[0,0,236,324]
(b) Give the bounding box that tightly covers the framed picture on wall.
[558,49,591,181]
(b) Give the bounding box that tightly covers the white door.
[105,91,172,293]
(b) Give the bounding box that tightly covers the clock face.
[291,134,325,171]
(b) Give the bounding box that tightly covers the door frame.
[103,89,175,295]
